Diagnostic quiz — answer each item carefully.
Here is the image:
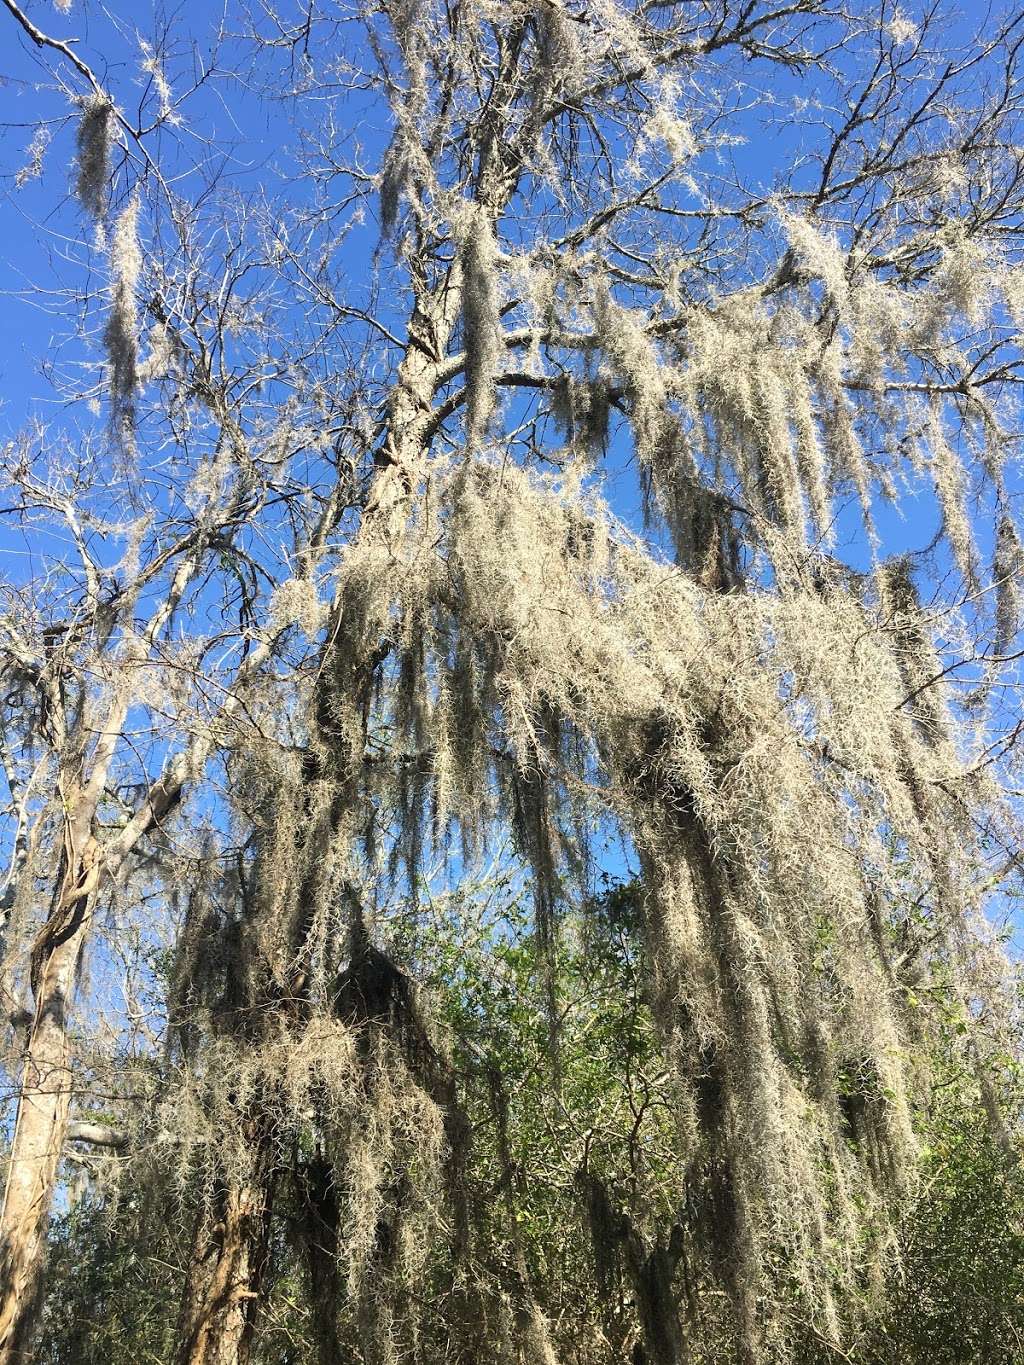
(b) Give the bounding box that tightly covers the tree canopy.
[0,1,1023,1362]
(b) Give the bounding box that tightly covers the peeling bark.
[0,910,93,1364]
[0,783,99,1365]
[175,1136,274,1365]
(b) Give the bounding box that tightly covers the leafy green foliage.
[35,879,1024,1364]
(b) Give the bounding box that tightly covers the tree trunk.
[296,1154,342,1365]
[178,178,479,1365]
[0,905,94,1364]
[0,703,198,1356]
[175,1154,273,1365]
